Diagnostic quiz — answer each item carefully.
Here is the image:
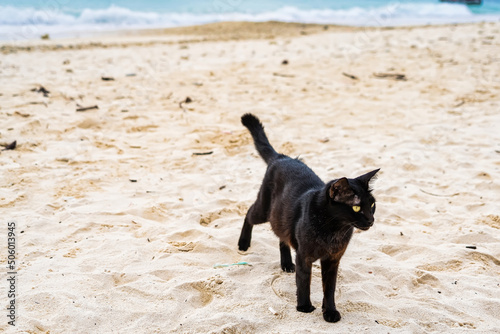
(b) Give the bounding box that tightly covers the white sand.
[1,21,499,333]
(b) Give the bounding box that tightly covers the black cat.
[238,113,379,323]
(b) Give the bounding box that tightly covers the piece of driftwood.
[273,72,295,78]
[179,97,193,112]
[192,151,213,156]
[1,140,16,151]
[342,72,359,80]
[31,86,50,97]
[76,105,99,112]
[14,111,30,117]
[373,73,407,81]
[420,189,460,197]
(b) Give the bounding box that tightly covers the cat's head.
[327,169,380,230]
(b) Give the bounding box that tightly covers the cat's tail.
[241,113,278,164]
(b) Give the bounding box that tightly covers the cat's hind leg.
[279,241,295,272]
[238,203,266,251]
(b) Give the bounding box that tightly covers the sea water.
[1,0,500,40]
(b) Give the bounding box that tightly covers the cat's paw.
[281,262,295,273]
[296,304,316,313]
[323,309,341,323]
[238,239,250,251]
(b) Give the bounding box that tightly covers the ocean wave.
[1,3,499,40]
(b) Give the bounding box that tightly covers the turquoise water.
[5,0,500,14]
[2,0,500,40]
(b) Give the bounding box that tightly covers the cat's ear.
[329,178,355,202]
[357,169,380,188]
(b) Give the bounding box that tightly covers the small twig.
[273,72,295,78]
[31,86,50,97]
[342,72,358,80]
[192,151,213,156]
[179,96,192,112]
[76,105,99,112]
[14,111,30,117]
[420,189,460,197]
[454,101,465,108]
[373,73,407,81]
[1,140,16,151]
[29,101,48,107]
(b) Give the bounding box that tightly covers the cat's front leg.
[295,252,315,313]
[321,258,341,322]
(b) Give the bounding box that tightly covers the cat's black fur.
[238,113,379,323]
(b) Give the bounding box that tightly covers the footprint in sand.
[63,247,81,258]
[127,124,159,133]
[413,271,441,288]
[111,272,141,287]
[468,252,500,267]
[157,241,198,255]
[168,241,196,252]
[137,205,169,222]
[195,129,251,156]
[478,215,500,229]
[270,274,296,304]
[417,252,500,274]
[0,189,26,208]
[199,211,223,227]
[417,259,464,272]
[375,319,408,329]
[379,244,414,261]
[199,203,248,227]
[174,277,225,308]
[157,229,210,255]
[150,270,174,282]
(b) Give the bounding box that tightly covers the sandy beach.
[1,21,500,333]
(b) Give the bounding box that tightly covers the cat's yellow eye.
[371,203,375,208]
[352,206,361,213]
